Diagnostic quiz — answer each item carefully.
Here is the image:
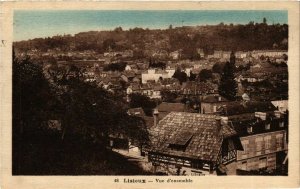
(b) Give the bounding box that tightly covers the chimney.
[153,108,159,127]
[221,116,228,125]
[218,96,222,102]
[215,117,222,134]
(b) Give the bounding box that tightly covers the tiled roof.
[181,81,218,95]
[202,95,229,103]
[149,112,235,162]
[231,115,287,137]
[219,101,276,116]
[157,102,185,112]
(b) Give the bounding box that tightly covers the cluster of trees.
[148,59,166,69]
[160,89,178,103]
[13,54,149,175]
[128,93,157,116]
[103,61,127,72]
[172,68,188,84]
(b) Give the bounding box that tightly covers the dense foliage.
[218,62,238,100]
[103,61,127,72]
[128,93,157,116]
[12,54,150,175]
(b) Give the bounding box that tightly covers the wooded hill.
[14,21,288,56]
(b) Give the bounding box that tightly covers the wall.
[201,102,228,114]
[237,130,287,161]
[236,130,287,171]
[236,153,276,171]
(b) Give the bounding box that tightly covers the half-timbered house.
[148,112,242,175]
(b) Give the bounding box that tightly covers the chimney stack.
[153,108,159,127]
[218,96,222,102]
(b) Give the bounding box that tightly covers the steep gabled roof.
[149,112,236,162]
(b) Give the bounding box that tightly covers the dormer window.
[247,126,253,134]
[265,123,271,130]
[168,132,193,152]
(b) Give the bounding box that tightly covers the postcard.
[0,1,299,189]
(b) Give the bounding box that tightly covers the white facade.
[141,69,170,84]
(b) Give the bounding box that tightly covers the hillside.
[14,22,288,57]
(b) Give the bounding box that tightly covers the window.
[276,134,283,151]
[258,157,267,169]
[247,126,253,134]
[264,136,271,151]
[241,140,249,155]
[279,121,284,128]
[265,123,271,130]
[191,170,205,176]
[255,137,263,154]
[213,105,217,112]
[240,161,247,170]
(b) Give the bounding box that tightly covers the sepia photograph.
[12,9,290,176]
[1,1,299,189]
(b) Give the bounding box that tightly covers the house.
[230,110,288,174]
[251,50,287,59]
[141,69,170,84]
[165,67,176,78]
[200,95,230,114]
[181,81,218,96]
[125,65,132,71]
[169,50,181,60]
[235,51,248,59]
[213,50,223,59]
[271,100,288,112]
[151,83,162,99]
[217,101,277,121]
[211,100,288,174]
[197,48,205,58]
[148,112,241,175]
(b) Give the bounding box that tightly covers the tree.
[263,17,267,25]
[161,89,178,103]
[13,56,56,174]
[198,69,213,82]
[13,55,150,175]
[103,62,127,72]
[114,27,123,33]
[212,62,225,73]
[172,68,187,84]
[129,93,156,116]
[103,38,116,51]
[218,61,237,101]
[189,72,197,81]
